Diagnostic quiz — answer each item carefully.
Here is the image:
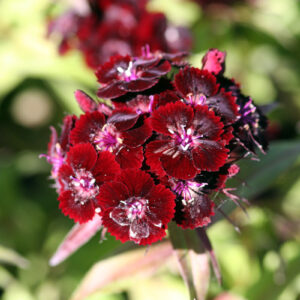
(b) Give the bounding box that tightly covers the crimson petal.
[122,121,152,147]
[115,146,143,169]
[192,141,228,172]
[74,90,98,113]
[58,190,95,224]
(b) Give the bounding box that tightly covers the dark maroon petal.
[123,78,159,92]
[59,115,77,151]
[74,90,98,113]
[92,151,120,184]
[202,49,226,76]
[192,141,228,171]
[174,67,218,98]
[97,181,130,210]
[176,194,215,229]
[70,111,105,145]
[207,89,240,125]
[151,101,194,136]
[122,120,152,147]
[221,126,234,145]
[58,164,74,190]
[117,169,154,198]
[97,81,127,99]
[125,95,152,114]
[107,108,139,131]
[67,143,97,171]
[115,146,143,169]
[152,90,180,110]
[147,184,175,225]
[95,54,131,84]
[58,190,95,224]
[145,140,168,177]
[193,105,224,140]
[160,148,198,180]
[141,60,171,78]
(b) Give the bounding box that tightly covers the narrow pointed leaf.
[71,242,173,300]
[0,245,29,269]
[49,215,103,266]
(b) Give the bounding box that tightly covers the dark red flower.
[96,54,171,99]
[58,143,120,223]
[146,101,229,180]
[97,169,175,245]
[70,109,152,168]
[174,67,240,125]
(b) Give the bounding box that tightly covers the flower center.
[125,197,147,220]
[70,169,99,204]
[173,180,207,205]
[117,61,138,82]
[169,126,202,151]
[187,93,206,106]
[94,124,123,152]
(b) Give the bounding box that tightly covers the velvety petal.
[95,54,131,84]
[115,146,143,169]
[145,140,168,177]
[192,105,224,141]
[59,115,77,151]
[192,141,228,171]
[97,181,129,209]
[117,168,154,198]
[92,151,120,184]
[97,81,127,99]
[152,90,180,110]
[108,108,139,131]
[221,126,234,145]
[174,67,218,98]
[67,143,97,171]
[123,78,158,92]
[147,184,176,225]
[176,194,215,229]
[160,147,198,180]
[74,90,98,113]
[58,164,74,190]
[202,49,226,76]
[207,89,240,125]
[58,190,95,224]
[141,60,171,78]
[70,111,105,145]
[150,101,194,136]
[122,120,152,147]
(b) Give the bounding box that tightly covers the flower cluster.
[48,0,192,69]
[43,49,267,245]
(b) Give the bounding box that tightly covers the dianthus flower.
[43,48,268,249]
[58,143,120,223]
[47,0,192,69]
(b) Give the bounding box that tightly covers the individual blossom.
[96,54,171,99]
[97,169,175,245]
[70,108,152,168]
[174,67,240,125]
[58,143,120,223]
[146,101,229,180]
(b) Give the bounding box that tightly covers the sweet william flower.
[146,101,229,180]
[96,54,171,99]
[58,143,120,223]
[70,108,152,168]
[97,169,176,245]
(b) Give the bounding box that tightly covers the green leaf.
[0,245,29,269]
[213,140,300,220]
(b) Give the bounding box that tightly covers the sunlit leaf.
[71,242,173,300]
[49,215,103,266]
[0,245,29,269]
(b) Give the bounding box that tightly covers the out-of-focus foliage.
[0,0,299,299]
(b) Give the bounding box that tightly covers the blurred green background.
[0,0,299,299]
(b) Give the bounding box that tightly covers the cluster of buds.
[48,0,192,69]
[42,48,267,245]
